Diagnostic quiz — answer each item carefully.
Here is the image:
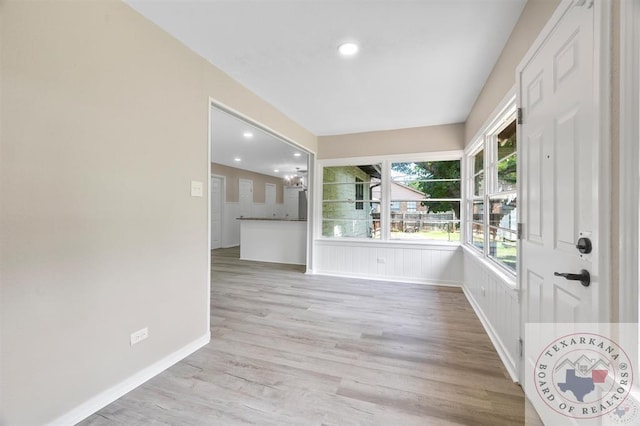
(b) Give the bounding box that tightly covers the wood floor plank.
[80,246,529,425]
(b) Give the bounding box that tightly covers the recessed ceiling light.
[243,131,253,139]
[293,152,302,157]
[234,157,241,162]
[274,169,279,173]
[338,42,359,57]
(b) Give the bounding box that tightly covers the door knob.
[554,270,590,287]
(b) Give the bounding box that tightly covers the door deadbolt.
[576,237,592,254]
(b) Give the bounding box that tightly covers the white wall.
[240,220,307,265]
[315,240,463,286]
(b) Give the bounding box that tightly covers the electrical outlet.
[130,327,149,346]
[481,287,486,296]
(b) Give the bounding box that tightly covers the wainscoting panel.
[314,240,463,286]
[462,248,520,381]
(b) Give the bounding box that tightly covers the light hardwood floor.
[81,247,528,425]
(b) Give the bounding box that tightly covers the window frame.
[464,97,518,275]
[355,177,364,210]
[469,148,486,253]
[317,152,463,245]
[320,163,382,239]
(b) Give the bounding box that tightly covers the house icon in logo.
[556,355,610,379]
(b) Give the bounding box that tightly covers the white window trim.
[467,147,486,254]
[464,90,517,276]
[316,151,463,245]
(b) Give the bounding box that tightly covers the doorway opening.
[208,102,315,270]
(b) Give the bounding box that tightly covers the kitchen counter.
[237,218,307,265]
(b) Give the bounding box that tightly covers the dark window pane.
[472,223,484,250]
[497,121,517,162]
[322,164,381,239]
[391,161,460,181]
[388,180,461,199]
[473,201,484,222]
[474,171,484,197]
[389,201,460,241]
[474,150,484,173]
[497,121,517,191]
[355,177,364,210]
[488,194,517,231]
[488,228,517,271]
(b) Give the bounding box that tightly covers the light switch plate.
[191,181,203,197]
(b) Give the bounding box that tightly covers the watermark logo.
[608,397,640,424]
[534,333,633,420]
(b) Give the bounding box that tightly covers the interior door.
[519,0,602,396]
[211,176,223,249]
[265,183,276,218]
[239,178,253,218]
[284,187,299,219]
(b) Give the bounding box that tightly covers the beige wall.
[464,0,561,144]
[0,1,314,424]
[212,163,285,204]
[318,123,464,159]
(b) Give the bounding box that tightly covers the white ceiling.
[125,0,527,136]
[211,108,308,178]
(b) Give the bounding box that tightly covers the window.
[471,150,485,251]
[473,149,484,196]
[355,177,364,210]
[322,164,381,238]
[466,111,518,273]
[321,159,461,242]
[390,161,460,241]
[489,122,517,270]
[471,201,484,250]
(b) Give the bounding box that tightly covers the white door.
[211,176,223,249]
[519,0,606,404]
[284,187,299,219]
[239,179,253,218]
[265,183,276,218]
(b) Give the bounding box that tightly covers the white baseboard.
[312,270,462,287]
[48,332,211,426]
[462,286,518,382]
